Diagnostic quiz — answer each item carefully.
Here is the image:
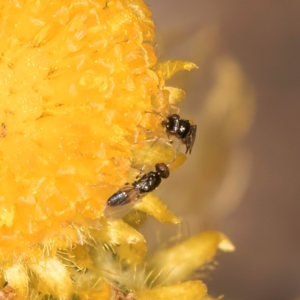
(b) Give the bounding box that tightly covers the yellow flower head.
[0,0,167,256]
[0,0,234,299]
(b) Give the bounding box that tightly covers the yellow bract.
[135,281,207,300]
[135,193,180,224]
[146,231,235,286]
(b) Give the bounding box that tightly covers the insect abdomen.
[106,191,130,206]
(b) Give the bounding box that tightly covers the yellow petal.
[94,219,147,264]
[136,194,180,224]
[131,142,186,171]
[146,231,234,286]
[72,273,110,300]
[131,142,176,170]
[164,86,186,104]
[4,264,28,299]
[135,280,207,300]
[76,283,111,300]
[29,258,73,299]
[155,60,198,81]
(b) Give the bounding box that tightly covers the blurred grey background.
[142,1,300,300]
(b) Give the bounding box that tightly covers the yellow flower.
[0,0,234,299]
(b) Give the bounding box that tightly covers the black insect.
[103,163,170,219]
[162,114,197,154]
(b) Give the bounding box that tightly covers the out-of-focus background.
[142,1,300,300]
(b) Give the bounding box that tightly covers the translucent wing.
[185,124,197,154]
[103,187,140,220]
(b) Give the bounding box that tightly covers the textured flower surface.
[0,0,234,299]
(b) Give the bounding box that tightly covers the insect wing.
[106,187,133,207]
[103,187,140,219]
[186,124,197,154]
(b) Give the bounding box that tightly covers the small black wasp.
[162,114,197,154]
[103,163,170,219]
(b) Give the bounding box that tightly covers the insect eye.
[155,163,170,179]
